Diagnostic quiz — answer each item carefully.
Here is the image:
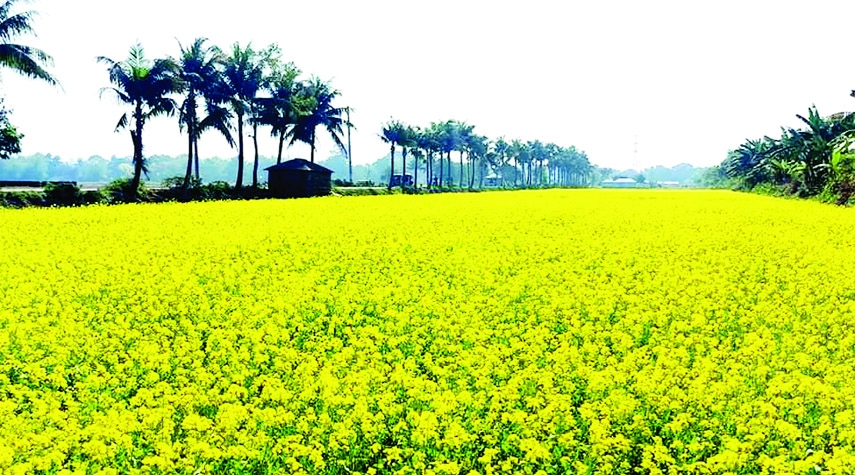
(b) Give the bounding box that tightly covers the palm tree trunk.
[414,154,419,189]
[184,120,194,189]
[402,147,408,183]
[428,152,433,188]
[388,144,395,190]
[439,152,444,187]
[236,112,244,189]
[514,158,518,187]
[252,121,260,188]
[310,128,316,163]
[130,130,142,192]
[194,138,200,181]
[277,129,286,164]
[130,103,144,197]
[183,91,196,189]
[448,152,452,186]
[426,152,430,188]
[469,153,477,190]
[459,151,464,188]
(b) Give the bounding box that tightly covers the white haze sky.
[4,0,855,170]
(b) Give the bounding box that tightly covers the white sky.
[4,0,855,170]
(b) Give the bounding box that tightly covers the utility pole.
[346,107,353,184]
[633,134,639,172]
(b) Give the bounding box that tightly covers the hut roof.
[265,159,334,174]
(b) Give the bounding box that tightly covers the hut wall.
[268,170,331,198]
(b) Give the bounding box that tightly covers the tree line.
[722,96,855,203]
[0,0,351,198]
[98,40,349,197]
[379,119,591,190]
[2,0,602,200]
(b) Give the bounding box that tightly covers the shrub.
[43,182,85,206]
[0,190,44,208]
[200,181,235,200]
[101,178,149,204]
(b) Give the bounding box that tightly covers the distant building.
[390,174,414,187]
[484,173,502,188]
[601,177,647,188]
[265,159,333,198]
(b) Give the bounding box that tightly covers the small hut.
[265,159,333,198]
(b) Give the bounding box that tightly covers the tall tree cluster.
[0,0,58,159]
[98,39,351,197]
[723,99,855,202]
[380,119,591,190]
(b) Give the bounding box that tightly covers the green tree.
[0,98,20,158]
[223,42,263,189]
[426,122,446,187]
[256,60,302,165]
[380,119,405,189]
[414,126,439,188]
[400,125,415,184]
[467,133,488,189]
[289,76,347,164]
[194,69,235,181]
[0,0,55,85]
[98,44,181,196]
[175,38,224,188]
[455,121,473,187]
[438,121,460,187]
[510,139,527,187]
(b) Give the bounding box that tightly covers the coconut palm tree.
[438,121,460,187]
[98,43,182,196]
[289,76,347,163]
[0,0,56,85]
[510,139,526,187]
[175,38,224,188]
[400,125,416,184]
[411,146,424,188]
[194,73,235,180]
[380,119,405,189]
[467,134,488,189]
[528,140,546,186]
[413,126,437,188]
[255,60,301,165]
[491,137,510,186]
[222,42,263,189]
[455,122,473,187]
[426,122,445,187]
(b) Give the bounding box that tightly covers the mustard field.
[2,189,855,475]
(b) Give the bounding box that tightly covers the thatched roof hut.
[265,159,333,198]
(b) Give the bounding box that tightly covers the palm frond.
[0,9,36,42]
[0,42,54,83]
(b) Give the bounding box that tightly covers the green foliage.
[723,107,855,203]
[820,131,855,204]
[101,178,149,203]
[98,43,182,194]
[43,182,84,206]
[162,175,201,190]
[0,0,57,85]
[0,189,42,207]
[694,165,730,188]
[0,101,22,159]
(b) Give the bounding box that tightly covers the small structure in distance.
[265,159,334,198]
[390,174,414,187]
[601,177,648,188]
